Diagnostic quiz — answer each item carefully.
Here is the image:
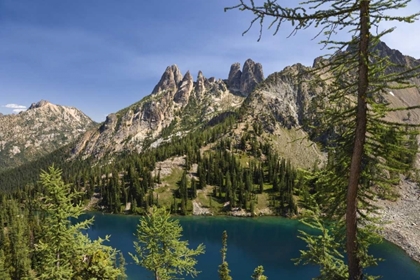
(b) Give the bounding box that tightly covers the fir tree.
[218,231,232,280]
[34,166,125,279]
[130,206,205,280]
[227,1,419,279]
[251,265,267,280]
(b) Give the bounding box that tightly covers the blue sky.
[1,0,420,122]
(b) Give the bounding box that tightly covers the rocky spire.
[152,65,183,94]
[195,70,206,97]
[227,59,264,96]
[227,62,242,91]
[240,59,264,95]
[174,70,194,105]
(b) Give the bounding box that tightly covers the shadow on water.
[80,214,420,280]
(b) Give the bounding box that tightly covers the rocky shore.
[374,179,420,263]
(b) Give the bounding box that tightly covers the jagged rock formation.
[71,41,420,164]
[174,71,194,105]
[152,65,183,94]
[227,59,264,96]
[71,60,261,160]
[246,63,320,130]
[0,100,94,171]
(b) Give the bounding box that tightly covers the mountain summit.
[70,41,420,164]
[28,99,50,110]
[0,100,94,171]
[227,59,264,96]
[71,59,264,159]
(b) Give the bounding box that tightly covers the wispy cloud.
[3,104,27,109]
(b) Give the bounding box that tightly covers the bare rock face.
[247,63,316,130]
[240,59,264,95]
[227,62,242,91]
[141,101,164,130]
[174,71,194,105]
[195,71,206,97]
[152,65,183,94]
[100,113,118,132]
[227,59,264,96]
[28,99,50,110]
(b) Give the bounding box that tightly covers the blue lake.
[83,213,420,279]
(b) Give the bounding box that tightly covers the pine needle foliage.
[227,1,420,279]
[35,165,125,280]
[251,265,268,280]
[218,231,232,280]
[129,206,205,280]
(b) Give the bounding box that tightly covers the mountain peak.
[152,64,183,94]
[28,100,50,110]
[227,59,264,96]
[174,70,194,105]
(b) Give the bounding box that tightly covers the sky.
[1,0,420,122]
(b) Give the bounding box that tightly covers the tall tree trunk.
[346,1,370,279]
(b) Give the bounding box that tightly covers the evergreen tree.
[227,1,419,279]
[34,166,125,279]
[117,252,127,280]
[1,199,32,279]
[218,231,232,280]
[0,250,11,280]
[130,206,205,280]
[251,265,267,280]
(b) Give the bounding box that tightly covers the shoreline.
[87,178,420,264]
[87,209,420,264]
[374,178,420,263]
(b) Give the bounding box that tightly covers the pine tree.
[227,1,419,279]
[218,231,232,280]
[0,250,11,280]
[251,265,267,280]
[34,166,125,279]
[117,252,127,280]
[130,206,205,280]
[0,199,32,279]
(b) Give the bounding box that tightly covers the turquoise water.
[83,213,420,279]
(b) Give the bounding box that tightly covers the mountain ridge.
[70,58,265,160]
[0,100,95,171]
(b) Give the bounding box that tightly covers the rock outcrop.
[28,99,50,110]
[246,62,320,131]
[227,63,242,91]
[174,71,194,105]
[227,59,264,96]
[152,65,183,94]
[195,71,206,97]
[71,61,258,160]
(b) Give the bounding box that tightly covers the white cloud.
[3,104,27,109]
[12,108,26,113]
